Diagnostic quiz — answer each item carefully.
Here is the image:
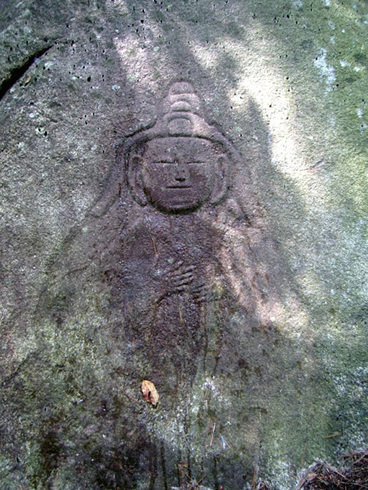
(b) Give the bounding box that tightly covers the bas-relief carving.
[116,82,260,386]
[30,81,274,487]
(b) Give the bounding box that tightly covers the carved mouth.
[166,185,192,189]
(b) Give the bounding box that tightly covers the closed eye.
[150,161,206,165]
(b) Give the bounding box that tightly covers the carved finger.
[172,273,194,286]
[171,260,184,271]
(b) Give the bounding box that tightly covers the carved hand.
[156,260,209,302]
[165,260,195,294]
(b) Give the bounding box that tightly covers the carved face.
[141,137,218,213]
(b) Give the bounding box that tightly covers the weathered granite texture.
[1,0,367,488]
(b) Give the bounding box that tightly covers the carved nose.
[174,162,188,182]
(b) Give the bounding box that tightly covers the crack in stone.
[0,45,52,102]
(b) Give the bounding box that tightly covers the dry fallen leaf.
[141,380,159,407]
[24,74,31,85]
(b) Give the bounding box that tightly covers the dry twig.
[297,450,368,489]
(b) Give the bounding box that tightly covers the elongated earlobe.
[210,154,228,205]
[127,154,147,206]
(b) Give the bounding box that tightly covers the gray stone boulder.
[1,0,367,488]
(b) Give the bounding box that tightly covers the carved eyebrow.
[150,159,175,163]
[151,160,206,164]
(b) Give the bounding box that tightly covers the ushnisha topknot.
[160,81,204,123]
[123,81,242,162]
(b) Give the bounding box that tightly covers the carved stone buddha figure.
[115,82,254,386]
[34,82,270,487]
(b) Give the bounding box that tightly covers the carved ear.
[127,154,147,206]
[210,154,228,205]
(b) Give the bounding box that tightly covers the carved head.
[124,82,235,214]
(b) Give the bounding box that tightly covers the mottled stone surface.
[1,0,367,488]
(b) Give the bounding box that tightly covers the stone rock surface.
[1,0,367,488]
